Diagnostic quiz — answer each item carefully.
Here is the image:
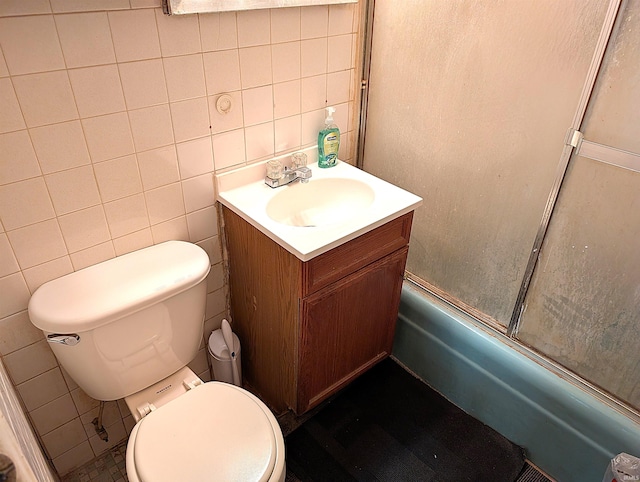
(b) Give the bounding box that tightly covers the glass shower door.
[517,0,640,410]
[362,1,608,328]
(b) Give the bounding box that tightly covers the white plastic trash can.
[207,328,242,386]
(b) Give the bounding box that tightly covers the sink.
[215,147,422,261]
[266,178,375,227]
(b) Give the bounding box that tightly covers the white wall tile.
[150,216,189,243]
[205,288,226,320]
[237,9,270,48]
[17,367,68,412]
[22,255,73,294]
[130,0,161,7]
[200,12,238,52]
[68,65,126,118]
[0,233,19,278]
[212,129,245,170]
[70,387,99,416]
[45,166,101,215]
[137,145,180,190]
[209,91,244,134]
[113,228,153,256]
[79,401,120,438]
[0,177,55,231]
[88,419,126,455]
[129,104,174,152]
[186,206,217,242]
[328,34,353,72]
[0,311,43,356]
[271,7,300,44]
[327,69,351,106]
[182,174,215,213]
[82,112,134,163]
[197,236,222,265]
[30,394,79,437]
[302,74,327,112]
[301,5,328,40]
[0,273,30,318]
[0,49,8,77]
[52,441,93,477]
[13,71,78,128]
[145,183,185,225]
[58,206,110,253]
[69,241,115,270]
[163,54,206,102]
[51,0,129,13]
[108,9,161,62]
[274,80,301,119]
[0,78,25,133]
[272,42,301,84]
[239,46,272,89]
[170,97,210,143]
[55,12,115,68]
[93,155,142,203]
[301,108,325,145]
[245,122,274,161]
[42,418,87,459]
[301,38,327,78]
[0,130,40,185]
[176,137,214,179]
[242,85,273,126]
[328,4,354,35]
[0,16,64,75]
[4,340,57,386]
[275,115,302,154]
[207,262,225,292]
[203,50,241,95]
[155,9,201,57]
[30,121,91,174]
[0,0,51,16]
[119,59,168,110]
[6,219,67,270]
[103,194,149,238]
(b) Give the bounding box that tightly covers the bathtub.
[392,282,640,482]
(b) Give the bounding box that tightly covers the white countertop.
[215,149,423,261]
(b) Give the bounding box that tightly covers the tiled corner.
[0,2,362,478]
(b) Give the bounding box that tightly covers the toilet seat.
[127,382,283,482]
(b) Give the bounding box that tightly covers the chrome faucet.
[264,153,312,188]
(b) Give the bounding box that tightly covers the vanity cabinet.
[222,206,413,414]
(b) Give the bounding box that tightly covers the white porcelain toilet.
[28,241,285,482]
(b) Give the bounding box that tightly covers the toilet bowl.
[125,369,285,482]
[28,241,286,481]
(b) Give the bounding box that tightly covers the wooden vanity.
[222,206,413,415]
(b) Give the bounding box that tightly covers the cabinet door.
[297,247,408,413]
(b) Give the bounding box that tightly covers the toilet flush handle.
[47,334,81,346]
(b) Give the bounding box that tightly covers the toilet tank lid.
[28,241,211,333]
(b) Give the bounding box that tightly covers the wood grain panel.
[302,212,413,296]
[297,247,409,413]
[222,207,300,413]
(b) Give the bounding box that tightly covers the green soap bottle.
[318,107,340,168]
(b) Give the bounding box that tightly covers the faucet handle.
[266,159,283,180]
[291,152,307,169]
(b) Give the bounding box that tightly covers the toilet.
[28,241,285,482]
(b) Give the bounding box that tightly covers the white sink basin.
[266,178,375,227]
[215,147,422,261]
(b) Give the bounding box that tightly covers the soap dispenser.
[318,107,340,168]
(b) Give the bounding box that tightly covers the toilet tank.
[28,241,211,401]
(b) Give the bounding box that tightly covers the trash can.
[207,327,242,386]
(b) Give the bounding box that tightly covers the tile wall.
[0,0,361,476]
